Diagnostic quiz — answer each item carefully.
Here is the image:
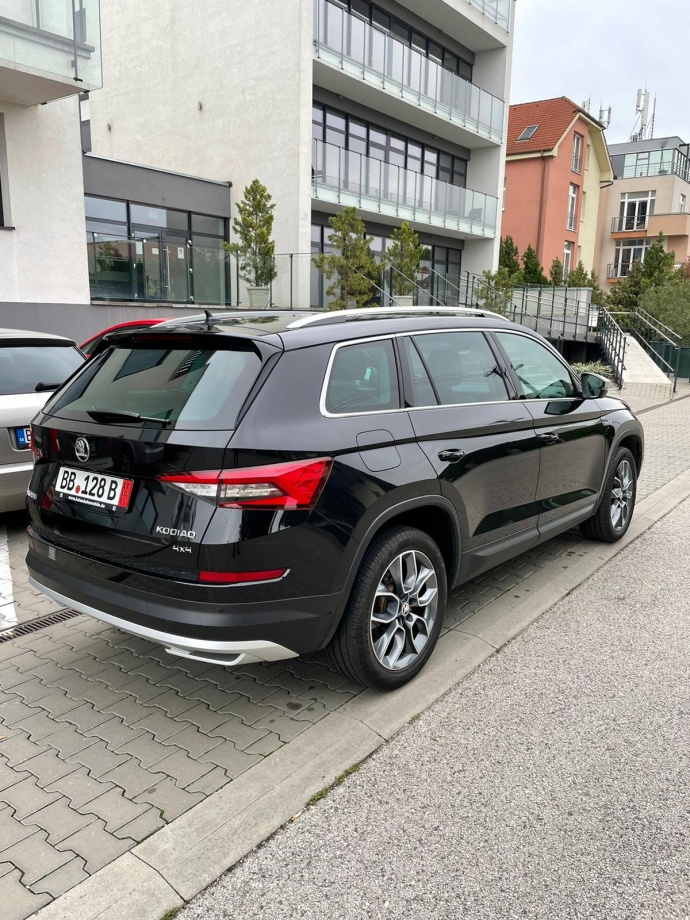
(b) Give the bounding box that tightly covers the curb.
[34,467,690,919]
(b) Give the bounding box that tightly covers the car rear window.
[47,340,263,430]
[0,344,84,396]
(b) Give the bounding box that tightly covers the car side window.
[325,339,399,414]
[401,337,438,406]
[410,331,508,406]
[494,333,576,400]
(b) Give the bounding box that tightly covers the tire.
[579,447,637,543]
[327,526,447,690]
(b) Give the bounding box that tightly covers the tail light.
[158,457,332,510]
[29,425,41,459]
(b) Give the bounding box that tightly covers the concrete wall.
[0,95,90,305]
[89,0,314,259]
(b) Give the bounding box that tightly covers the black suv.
[26,309,643,689]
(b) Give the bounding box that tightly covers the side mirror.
[580,371,609,399]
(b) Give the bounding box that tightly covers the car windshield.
[47,340,263,430]
[0,344,84,396]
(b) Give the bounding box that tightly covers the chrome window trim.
[319,327,523,418]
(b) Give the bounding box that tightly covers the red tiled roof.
[507,97,598,157]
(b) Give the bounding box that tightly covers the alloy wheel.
[370,550,439,671]
[610,458,634,532]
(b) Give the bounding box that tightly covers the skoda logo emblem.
[74,437,90,463]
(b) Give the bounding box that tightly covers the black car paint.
[26,313,644,660]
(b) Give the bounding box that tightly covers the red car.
[80,319,169,358]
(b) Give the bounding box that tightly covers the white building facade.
[87,0,514,307]
[0,0,102,322]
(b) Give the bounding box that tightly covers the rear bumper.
[30,577,298,666]
[0,460,32,513]
[27,535,340,664]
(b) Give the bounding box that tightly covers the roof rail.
[287,306,507,329]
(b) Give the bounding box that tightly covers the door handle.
[438,448,466,463]
[537,432,560,444]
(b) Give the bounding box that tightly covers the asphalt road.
[183,498,690,920]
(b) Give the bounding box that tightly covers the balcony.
[467,0,511,30]
[0,0,102,106]
[314,0,504,147]
[312,139,498,238]
[606,263,632,280]
[611,215,649,233]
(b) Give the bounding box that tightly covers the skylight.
[517,125,539,141]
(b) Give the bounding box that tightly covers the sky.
[510,0,690,145]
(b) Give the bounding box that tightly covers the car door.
[491,331,606,536]
[400,330,542,572]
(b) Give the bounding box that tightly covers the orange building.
[502,97,613,277]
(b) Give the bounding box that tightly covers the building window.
[572,133,583,173]
[617,191,655,232]
[312,103,469,188]
[580,191,587,222]
[85,196,229,305]
[680,193,687,213]
[517,125,538,142]
[563,241,573,277]
[613,238,651,277]
[567,184,578,231]
[317,0,474,81]
[585,142,592,171]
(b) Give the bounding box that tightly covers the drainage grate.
[0,609,81,643]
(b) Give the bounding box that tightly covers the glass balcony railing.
[87,233,230,305]
[314,0,504,144]
[467,0,511,30]
[312,139,498,237]
[0,0,102,100]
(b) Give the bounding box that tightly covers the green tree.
[566,260,591,288]
[641,232,676,284]
[640,278,690,344]
[499,235,521,276]
[224,179,277,287]
[385,222,424,296]
[521,245,549,285]
[608,260,646,312]
[477,266,515,315]
[312,207,379,310]
[549,258,564,286]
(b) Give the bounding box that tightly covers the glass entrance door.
[132,232,163,301]
[163,232,191,302]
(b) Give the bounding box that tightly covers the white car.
[0,329,84,513]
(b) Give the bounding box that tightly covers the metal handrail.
[382,265,445,308]
[597,308,627,388]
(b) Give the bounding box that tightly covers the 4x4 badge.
[74,438,90,463]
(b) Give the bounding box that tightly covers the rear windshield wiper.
[35,382,61,392]
[86,407,172,426]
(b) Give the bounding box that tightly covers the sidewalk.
[1,389,690,919]
[186,493,690,920]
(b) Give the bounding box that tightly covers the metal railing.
[611,215,649,233]
[598,308,627,388]
[466,0,511,30]
[606,263,632,280]
[314,0,505,143]
[571,153,582,173]
[312,139,498,237]
[617,160,688,181]
[612,308,682,393]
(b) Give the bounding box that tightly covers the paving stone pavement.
[0,390,689,918]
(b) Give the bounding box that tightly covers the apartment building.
[502,97,612,277]
[595,136,690,283]
[85,0,514,307]
[0,0,102,325]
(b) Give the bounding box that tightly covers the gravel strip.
[184,499,690,920]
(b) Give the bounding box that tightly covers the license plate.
[15,427,31,449]
[55,466,133,511]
